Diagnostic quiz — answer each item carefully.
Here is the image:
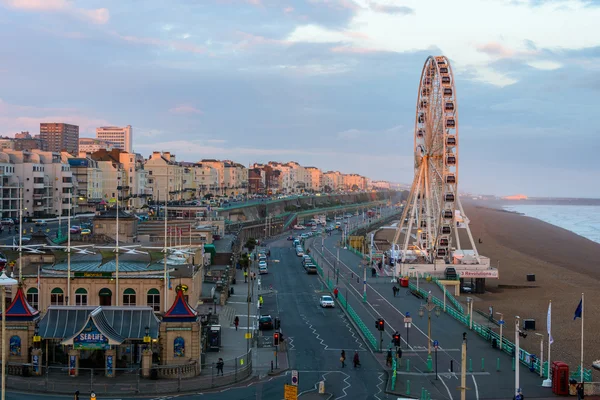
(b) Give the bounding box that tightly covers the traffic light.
[273,332,280,346]
[375,318,385,331]
[274,317,281,330]
[396,347,403,359]
[393,333,401,346]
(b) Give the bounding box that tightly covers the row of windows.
[26,288,161,311]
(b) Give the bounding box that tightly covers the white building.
[96,125,133,153]
[79,138,117,153]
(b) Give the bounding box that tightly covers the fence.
[5,350,253,395]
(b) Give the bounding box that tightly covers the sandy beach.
[375,200,600,375]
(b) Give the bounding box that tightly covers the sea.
[502,205,600,245]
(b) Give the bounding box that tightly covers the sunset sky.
[0,0,598,197]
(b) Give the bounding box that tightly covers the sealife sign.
[74,320,110,350]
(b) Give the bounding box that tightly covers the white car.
[320,295,335,308]
[259,260,267,269]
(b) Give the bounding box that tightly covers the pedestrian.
[74,390,80,400]
[386,349,392,367]
[392,286,397,297]
[234,316,239,331]
[340,350,346,368]
[577,383,585,400]
[259,295,264,308]
[353,351,361,368]
[333,287,339,298]
[216,358,224,376]
[244,270,248,283]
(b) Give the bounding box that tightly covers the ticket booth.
[208,325,221,351]
[552,361,569,396]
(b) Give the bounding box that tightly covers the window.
[147,289,160,312]
[75,288,88,306]
[27,288,39,309]
[123,288,136,306]
[50,288,64,305]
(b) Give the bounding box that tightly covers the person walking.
[392,286,398,297]
[333,287,339,298]
[234,316,239,331]
[244,270,248,283]
[340,350,346,368]
[216,358,224,376]
[259,295,264,308]
[353,351,361,368]
[577,382,585,400]
[386,349,392,367]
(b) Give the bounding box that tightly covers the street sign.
[245,332,252,339]
[499,320,505,325]
[318,381,325,394]
[291,370,298,386]
[433,340,439,349]
[284,384,298,400]
[404,317,413,323]
[404,323,412,328]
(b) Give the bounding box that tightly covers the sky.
[0,0,599,198]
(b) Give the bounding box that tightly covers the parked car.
[320,295,335,308]
[70,226,81,234]
[1,218,14,226]
[212,234,221,241]
[287,236,294,241]
[258,315,274,330]
[81,229,92,235]
[35,220,47,226]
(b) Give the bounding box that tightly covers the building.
[96,125,133,153]
[248,168,264,194]
[305,167,322,192]
[79,138,117,153]
[342,173,367,191]
[322,171,343,192]
[0,149,74,217]
[63,154,103,213]
[0,153,18,219]
[145,151,183,202]
[40,123,79,155]
[199,160,248,197]
[371,180,391,190]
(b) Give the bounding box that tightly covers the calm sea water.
[502,205,600,245]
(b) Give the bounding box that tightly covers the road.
[308,228,559,399]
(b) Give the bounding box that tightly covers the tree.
[204,193,213,200]
[239,253,250,269]
[351,184,359,191]
[323,185,332,193]
[245,238,257,253]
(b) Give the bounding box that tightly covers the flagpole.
[581,293,584,383]
[543,300,552,387]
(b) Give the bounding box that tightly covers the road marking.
[439,375,454,400]
[395,371,490,376]
[374,372,385,400]
[472,374,480,400]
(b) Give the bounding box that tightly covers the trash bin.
[400,277,409,288]
[22,364,31,377]
[230,287,234,295]
[491,338,498,349]
[150,368,158,380]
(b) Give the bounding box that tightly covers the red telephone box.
[552,361,569,395]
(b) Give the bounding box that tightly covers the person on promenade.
[353,351,361,368]
[392,286,398,297]
[386,349,392,367]
[216,358,224,376]
[234,316,239,331]
[577,383,585,400]
[340,350,346,368]
[244,270,248,283]
[333,287,339,298]
[259,295,264,308]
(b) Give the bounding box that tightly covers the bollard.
[406,380,410,396]
[512,357,515,371]
[469,358,472,373]
[481,358,485,371]
[270,360,273,372]
[450,359,453,372]
[421,387,425,400]
[406,359,410,372]
[497,358,500,372]
[357,277,359,283]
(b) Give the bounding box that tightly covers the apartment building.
[371,180,391,190]
[40,123,79,155]
[193,163,218,198]
[305,167,322,192]
[96,125,133,153]
[286,161,307,192]
[248,168,264,194]
[322,171,343,192]
[342,173,367,191]
[145,151,183,202]
[223,161,248,196]
[79,138,117,153]
[63,154,103,213]
[1,149,74,217]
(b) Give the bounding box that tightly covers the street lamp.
[535,333,544,378]
[496,312,504,350]
[419,292,441,371]
[0,272,18,400]
[466,297,474,329]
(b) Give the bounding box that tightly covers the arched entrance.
[99,288,112,306]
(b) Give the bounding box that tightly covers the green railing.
[431,277,464,314]
[391,355,397,390]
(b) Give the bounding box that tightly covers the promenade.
[307,230,559,399]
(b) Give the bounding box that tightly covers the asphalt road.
[308,229,559,400]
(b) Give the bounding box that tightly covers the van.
[296,247,304,257]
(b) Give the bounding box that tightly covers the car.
[300,233,309,239]
[287,236,294,241]
[320,295,335,308]
[35,220,47,226]
[259,265,268,274]
[258,315,274,330]
[0,218,14,226]
[212,234,221,240]
[259,260,267,268]
[70,226,81,234]
[81,229,91,235]
[304,263,317,274]
[296,249,304,257]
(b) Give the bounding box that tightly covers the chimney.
[163,152,171,161]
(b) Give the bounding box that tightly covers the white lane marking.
[472,374,480,400]
[338,313,366,351]
[439,375,454,400]
[374,372,385,400]
[300,313,330,349]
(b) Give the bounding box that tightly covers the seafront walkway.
[307,231,559,399]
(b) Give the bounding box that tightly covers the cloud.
[476,42,516,58]
[111,32,205,54]
[168,105,203,115]
[0,0,109,24]
[337,125,404,140]
[527,60,562,70]
[369,3,415,15]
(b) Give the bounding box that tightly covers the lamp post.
[0,272,18,400]
[515,316,521,398]
[460,332,467,400]
[535,333,544,378]
[419,292,440,372]
[466,297,473,329]
[496,312,504,350]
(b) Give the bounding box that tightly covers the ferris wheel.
[392,55,478,264]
